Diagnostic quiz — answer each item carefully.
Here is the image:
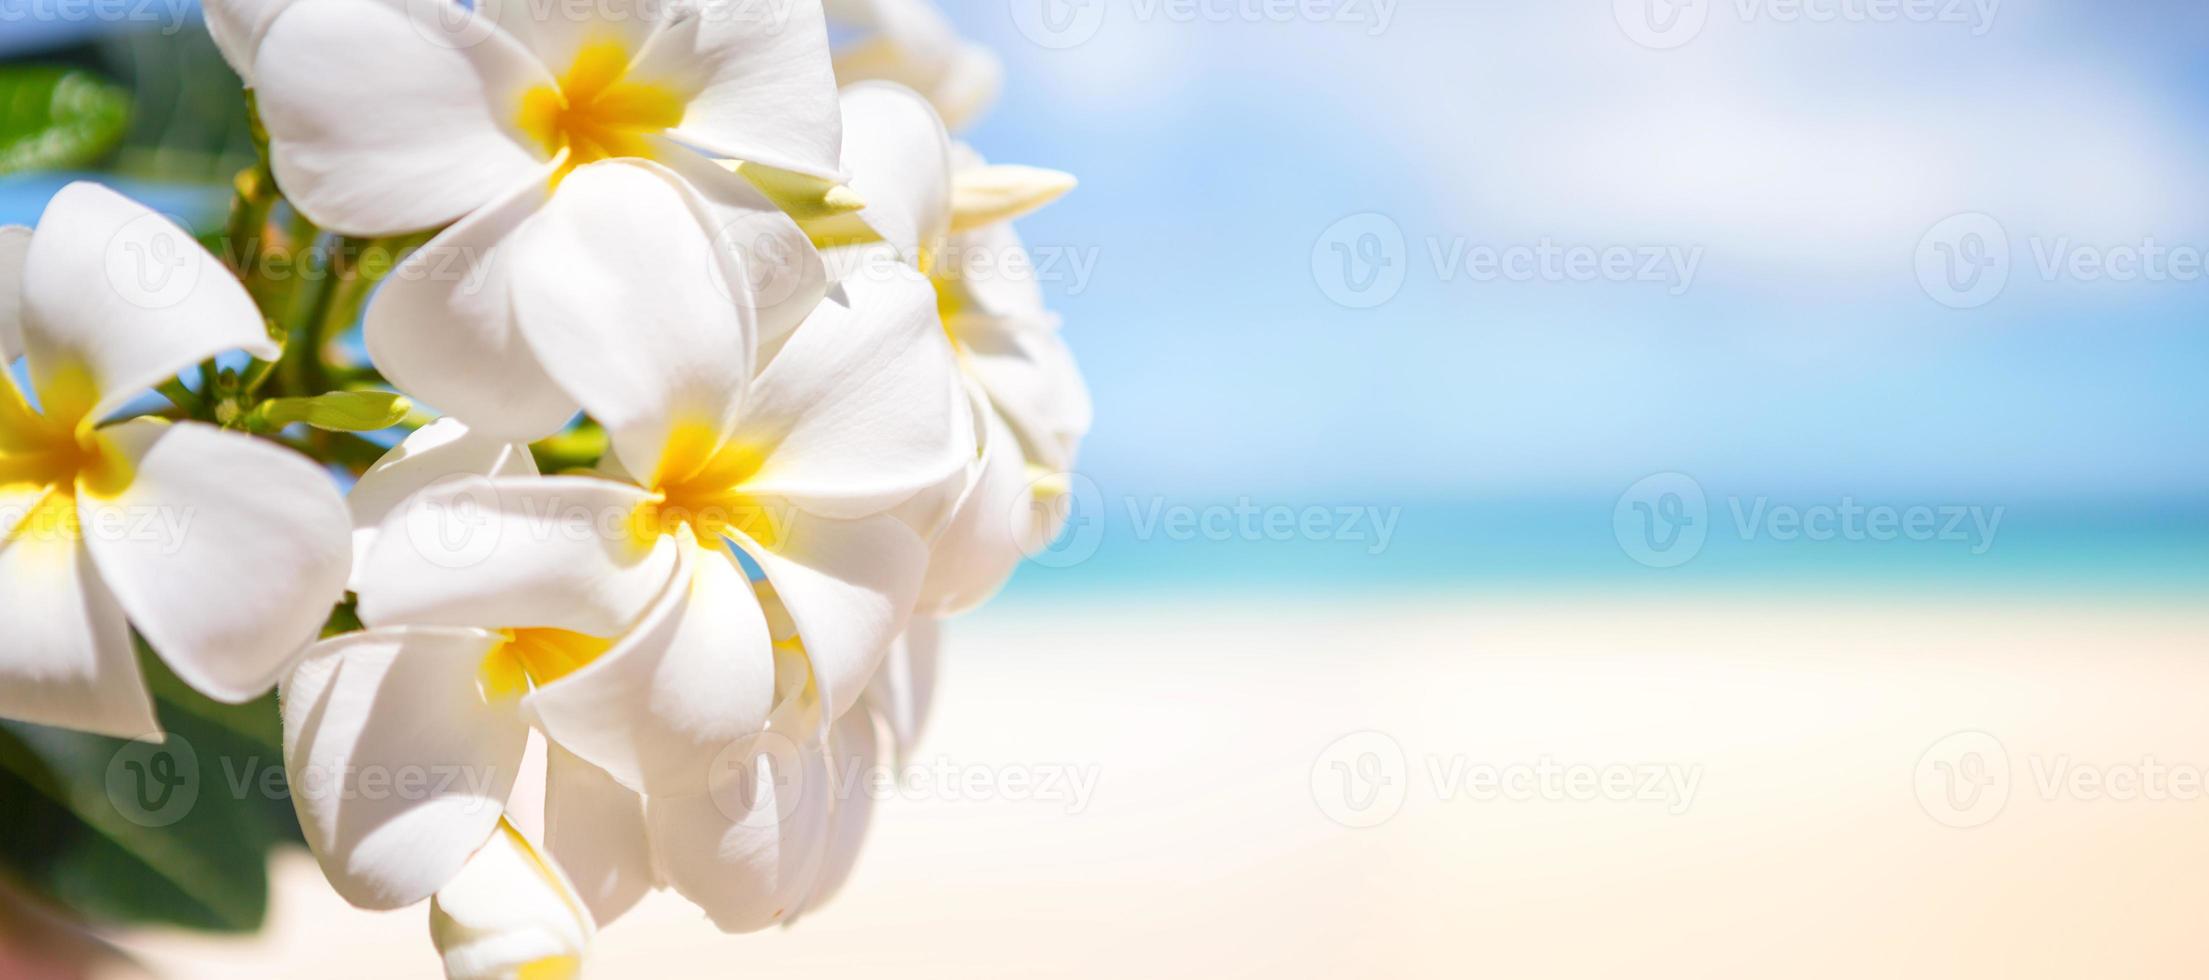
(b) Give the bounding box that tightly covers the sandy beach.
[107,595,2209,978]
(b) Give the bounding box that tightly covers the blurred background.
[2,0,2206,976]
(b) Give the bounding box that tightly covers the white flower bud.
[430,822,594,980]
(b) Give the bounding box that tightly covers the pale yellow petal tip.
[948,165,1078,234]
[732,161,868,219]
[821,183,868,215]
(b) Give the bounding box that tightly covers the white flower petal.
[348,419,539,590]
[281,628,528,909]
[940,219,1047,323]
[202,0,290,82]
[836,82,951,262]
[929,43,1003,131]
[363,165,580,443]
[735,511,927,722]
[83,420,349,703]
[255,0,549,235]
[963,321,1091,473]
[20,184,271,422]
[544,744,657,928]
[829,0,999,129]
[731,264,971,517]
[0,224,30,362]
[507,160,755,483]
[792,706,882,916]
[525,537,776,796]
[911,392,1027,615]
[481,0,656,74]
[864,615,938,750]
[644,729,831,933]
[652,145,828,344]
[0,487,157,739]
[355,476,678,637]
[632,0,843,180]
[431,820,594,980]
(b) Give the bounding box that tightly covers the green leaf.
[0,669,300,933]
[0,67,132,176]
[252,390,412,432]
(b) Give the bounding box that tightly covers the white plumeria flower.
[824,84,1091,617]
[201,0,286,85]
[285,448,767,911]
[0,183,351,738]
[234,0,843,236]
[366,155,823,445]
[825,0,1002,131]
[295,421,662,928]
[222,0,838,444]
[361,161,970,728]
[429,819,594,980]
[289,162,967,916]
[296,424,893,929]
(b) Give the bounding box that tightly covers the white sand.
[110,596,2209,978]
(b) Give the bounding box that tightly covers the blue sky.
[945,0,2209,504]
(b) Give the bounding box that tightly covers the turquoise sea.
[995,496,2209,603]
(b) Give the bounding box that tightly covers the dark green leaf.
[0,645,302,933]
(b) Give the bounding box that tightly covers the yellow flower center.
[516,40,685,183]
[0,364,131,544]
[478,628,615,701]
[631,420,785,549]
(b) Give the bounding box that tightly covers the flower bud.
[430,821,594,980]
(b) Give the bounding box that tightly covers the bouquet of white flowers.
[0,1,1087,973]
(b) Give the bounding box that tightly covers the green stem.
[154,378,199,417]
[278,240,340,398]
